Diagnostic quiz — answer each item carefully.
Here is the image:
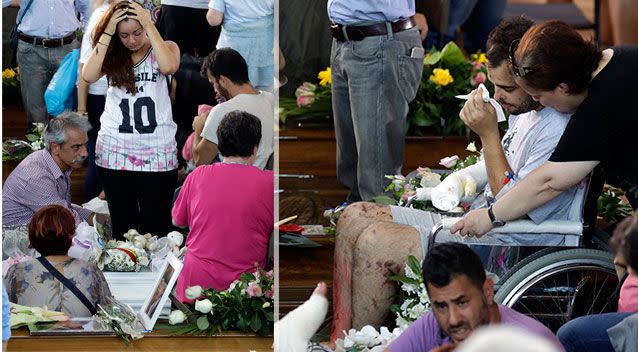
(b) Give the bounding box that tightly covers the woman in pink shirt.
[172,111,273,301]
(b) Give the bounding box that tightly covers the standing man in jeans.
[328,1,427,202]
[9,0,89,129]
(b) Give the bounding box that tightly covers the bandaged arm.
[428,160,488,211]
[274,292,328,352]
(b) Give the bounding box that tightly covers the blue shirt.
[2,284,10,342]
[16,0,90,38]
[327,0,414,25]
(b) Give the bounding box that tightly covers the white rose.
[439,155,460,169]
[168,310,186,325]
[420,172,441,188]
[185,285,203,300]
[167,231,184,247]
[195,299,213,314]
[466,142,478,152]
[462,176,477,197]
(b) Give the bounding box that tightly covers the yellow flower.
[318,67,332,87]
[2,68,16,79]
[429,68,454,86]
[476,53,487,64]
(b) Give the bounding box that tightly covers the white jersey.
[96,48,178,172]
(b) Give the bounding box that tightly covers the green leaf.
[240,273,256,282]
[372,195,398,205]
[196,316,210,331]
[389,275,419,285]
[440,42,467,67]
[249,314,262,332]
[424,50,442,65]
[407,255,422,276]
[411,108,436,127]
[25,134,39,142]
[237,316,249,331]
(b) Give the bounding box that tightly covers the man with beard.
[192,48,274,169]
[388,243,562,351]
[330,16,586,342]
[2,113,96,228]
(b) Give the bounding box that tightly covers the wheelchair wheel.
[494,248,618,332]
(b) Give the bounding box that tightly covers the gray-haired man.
[3,112,95,228]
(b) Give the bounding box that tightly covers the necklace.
[222,159,250,165]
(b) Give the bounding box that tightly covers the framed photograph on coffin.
[139,252,183,331]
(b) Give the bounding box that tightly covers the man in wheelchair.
[330,16,589,341]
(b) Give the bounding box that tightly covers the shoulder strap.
[16,0,35,26]
[36,256,97,315]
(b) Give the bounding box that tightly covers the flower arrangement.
[94,229,183,272]
[335,325,403,352]
[373,142,482,212]
[407,43,492,136]
[95,301,145,344]
[9,303,68,329]
[389,255,431,330]
[167,266,274,336]
[279,44,492,138]
[372,168,440,211]
[279,67,333,126]
[2,122,45,161]
[439,141,482,171]
[597,186,635,224]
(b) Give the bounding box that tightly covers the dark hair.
[610,213,638,273]
[93,2,139,94]
[422,243,486,291]
[485,16,535,68]
[200,48,250,85]
[515,20,602,94]
[28,205,76,256]
[217,110,262,158]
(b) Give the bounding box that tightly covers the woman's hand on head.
[105,8,129,35]
[125,0,153,30]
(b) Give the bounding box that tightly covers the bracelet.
[97,41,109,46]
[102,32,113,37]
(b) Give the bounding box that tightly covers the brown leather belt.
[18,32,76,48]
[331,16,417,42]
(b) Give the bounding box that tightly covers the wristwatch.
[487,205,506,227]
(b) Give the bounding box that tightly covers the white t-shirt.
[201,92,275,169]
[96,48,178,172]
[162,0,209,9]
[79,3,109,95]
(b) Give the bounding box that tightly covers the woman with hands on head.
[82,0,181,239]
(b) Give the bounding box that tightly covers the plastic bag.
[68,221,102,262]
[44,49,79,116]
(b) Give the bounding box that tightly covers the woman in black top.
[452,20,638,236]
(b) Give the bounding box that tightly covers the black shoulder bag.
[9,0,35,50]
[36,256,97,315]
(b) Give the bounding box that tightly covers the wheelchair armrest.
[440,218,583,235]
[428,218,584,249]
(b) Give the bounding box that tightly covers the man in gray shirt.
[330,16,585,342]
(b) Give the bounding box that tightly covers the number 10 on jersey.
[119,97,158,134]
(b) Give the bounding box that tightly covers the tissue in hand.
[455,83,507,123]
